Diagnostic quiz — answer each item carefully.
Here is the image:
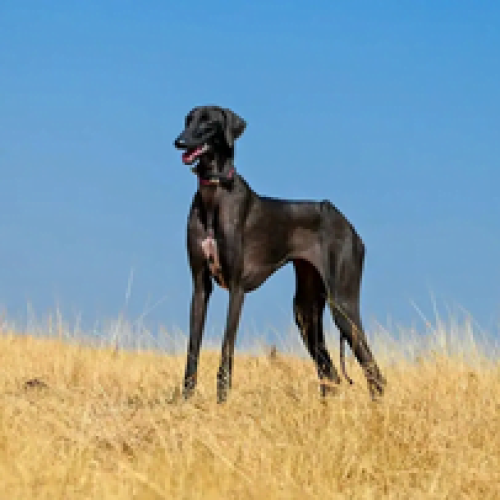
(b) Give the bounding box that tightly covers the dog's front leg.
[183,267,213,399]
[217,286,245,403]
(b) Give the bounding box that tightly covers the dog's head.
[174,106,246,167]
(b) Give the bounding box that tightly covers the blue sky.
[1,1,499,339]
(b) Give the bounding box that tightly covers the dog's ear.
[222,108,246,148]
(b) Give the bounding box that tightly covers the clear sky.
[1,1,499,339]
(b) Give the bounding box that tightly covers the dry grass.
[0,323,499,499]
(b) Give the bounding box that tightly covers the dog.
[174,105,386,403]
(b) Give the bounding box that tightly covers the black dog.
[174,105,386,403]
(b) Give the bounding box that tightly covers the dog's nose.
[174,136,186,149]
[174,129,191,149]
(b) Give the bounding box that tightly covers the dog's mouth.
[181,144,210,165]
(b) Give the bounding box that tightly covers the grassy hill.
[0,321,498,499]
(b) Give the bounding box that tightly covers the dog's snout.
[174,132,188,149]
[174,126,215,150]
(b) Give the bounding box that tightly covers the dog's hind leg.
[327,239,386,399]
[293,259,341,396]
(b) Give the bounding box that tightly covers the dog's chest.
[200,234,228,289]
[195,187,241,289]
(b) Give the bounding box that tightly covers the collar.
[193,166,235,188]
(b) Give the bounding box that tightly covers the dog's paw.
[320,380,341,398]
[368,375,386,401]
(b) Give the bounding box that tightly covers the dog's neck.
[195,155,236,237]
[193,154,236,189]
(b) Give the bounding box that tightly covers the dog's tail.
[340,332,354,385]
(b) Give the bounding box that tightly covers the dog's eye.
[198,120,215,133]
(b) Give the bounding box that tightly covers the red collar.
[197,167,235,187]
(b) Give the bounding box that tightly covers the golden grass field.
[0,321,499,499]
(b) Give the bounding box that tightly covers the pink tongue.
[182,146,202,164]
